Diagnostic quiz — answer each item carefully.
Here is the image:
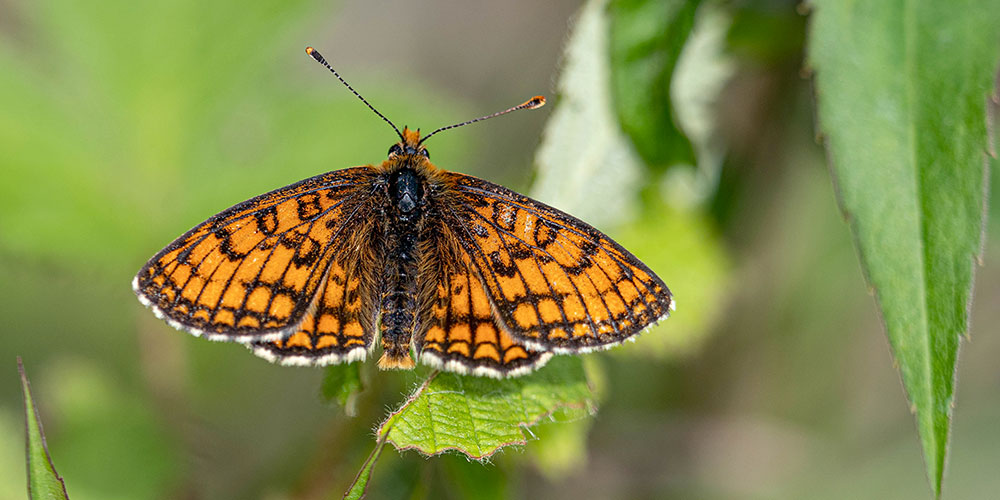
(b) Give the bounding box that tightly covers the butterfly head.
[387,127,431,160]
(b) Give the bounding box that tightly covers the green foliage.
[533,0,646,230]
[380,357,594,459]
[614,202,730,357]
[19,358,70,500]
[526,413,594,480]
[809,0,1000,496]
[609,0,698,173]
[30,358,178,499]
[3,0,999,497]
[0,0,470,271]
[321,363,364,417]
[341,357,592,498]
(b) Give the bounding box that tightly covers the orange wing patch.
[416,238,551,378]
[442,172,672,353]
[248,258,374,365]
[133,167,375,342]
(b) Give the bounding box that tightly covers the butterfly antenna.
[305,47,404,142]
[417,95,546,146]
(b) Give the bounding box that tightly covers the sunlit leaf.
[378,357,594,460]
[809,0,999,496]
[19,358,70,500]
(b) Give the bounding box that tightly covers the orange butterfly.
[133,47,673,378]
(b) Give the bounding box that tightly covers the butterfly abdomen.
[376,167,428,369]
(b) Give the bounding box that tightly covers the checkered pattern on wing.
[414,228,551,377]
[441,172,673,353]
[133,167,375,342]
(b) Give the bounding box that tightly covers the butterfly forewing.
[133,167,376,342]
[441,172,673,353]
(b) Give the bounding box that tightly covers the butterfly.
[132,47,673,378]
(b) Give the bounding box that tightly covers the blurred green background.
[2,0,999,498]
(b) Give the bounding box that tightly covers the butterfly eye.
[420,149,430,159]
[388,144,403,157]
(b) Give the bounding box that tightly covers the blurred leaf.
[0,0,473,274]
[527,357,607,479]
[533,0,645,229]
[726,4,806,64]
[809,0,999,496]
[378,357,594,460]
[670,4,735,204]
[18,358,70,500]
[321,363,363,417]
[615,199,730,358]
[439,454,509,500]
[527,409,593,481]
[39,358,178,499]
[0,0,313,268]
[609,0,698,173]
[990,77,1000,235]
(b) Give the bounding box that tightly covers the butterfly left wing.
[246,257,375,365]
[438,172,673,354]
[133,167,376,343]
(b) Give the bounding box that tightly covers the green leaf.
[378,356,594,460]
[18,358,70,500]
[609,0,699,173]
[808,1,999,496]
[321,363,364,417]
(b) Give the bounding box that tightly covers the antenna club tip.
[525,95,546,109]
[305,46,324,62]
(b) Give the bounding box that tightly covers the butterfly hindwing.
[248,258,375,365]
[133,167,376,342]
[414,223,552,377]
[440,172,673,353]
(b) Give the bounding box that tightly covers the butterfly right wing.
[438,172,673,354]
[414,222,553,377]
[133,167,377,343]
